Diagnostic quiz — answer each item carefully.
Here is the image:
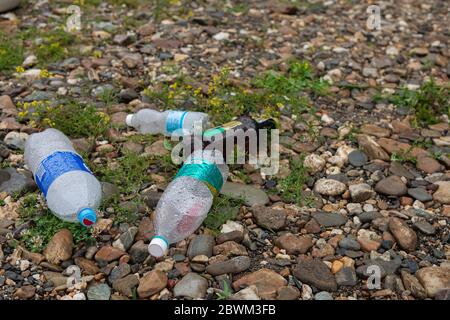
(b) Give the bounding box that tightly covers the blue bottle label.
[34,151,93,197]
[166,111,188,133]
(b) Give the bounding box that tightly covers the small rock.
[4,132,28,150]
[187,234,215,259]
[137,270,167,298]
[14,285,35,299]
[0,168,35,195]
[173,273,208,299]
[232,268,287,300]
[112,274,139,297]
[230,285,260,300]
[388,217,417,252]
[312,212,347,227]
[216,231,244,244]
[413,220,435,235]
[221,182,269,206]
[95,246,126,263]
[129,240,149,264]
[293,257,337,292]
[213,241,248,257]
[348,150,368,167]
[416,266,450,298]
[314,291,333,300]
[375,176,407,196]
[87,283,111,300]
[401,271,427,299]
[44,229,73,265]
[304,154,326,174]
[349,183,374,202]
[339,236,361,251]
[251,205,287,230]
[314,179,347,196]
[206,256,251,276]
[275,233,313,255]
[407,188,432,202]
[335,267,358,286]
[277,286,300,300]
[433,181,450,204]
[112,227,138,251]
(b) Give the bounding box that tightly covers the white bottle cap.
[149,237,168,258]
[125,114,134,127]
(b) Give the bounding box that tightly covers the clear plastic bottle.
[126,109,209,136]
[149,149,229,257]
[24,128,101,227]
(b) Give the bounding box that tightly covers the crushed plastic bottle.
[24,128,101,227]
[125,109,209,136]
[149,149,229,257]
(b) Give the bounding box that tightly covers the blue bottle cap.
[77,208,97,227]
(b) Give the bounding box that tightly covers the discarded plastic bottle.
[24,128,101,227]
[149,149,229,257]
[126,109,209,136]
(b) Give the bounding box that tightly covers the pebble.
[314,178,347,196]
[187,234,215,259]
[339,236,361,251]
[205,256,251,276]
[375,176,407,196]
[275,233,313,255]
[43,229,73,265]
[3,132,28,150]
[137,270,168,298]
[416,266,450,298]
[388,217,418,252]
[129,240,149,264]
[112,274,139,297]
[349,183,374,202]
[407,188,432,202]
[348,150,368,167]
[293,257,337,292]
[0,168,35,195]
[433,181,450,204]
[312,212,347,227]
[232,268,287,300]
[112,227,138,252]
[87,283,111,300]
[400,271,427,299]
[220,182,269,206]
[314,291,333,300]
[251,205,287,230]
[335,267,358,286]
[173,273,208,299]
[413,220,436,235]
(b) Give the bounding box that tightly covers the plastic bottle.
[126,109,209,136]
[24,128,101,227]
[149,149,229,257]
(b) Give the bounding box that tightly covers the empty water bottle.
[126,109,209,136]
[149,149,229,257]
[24,128,101,227]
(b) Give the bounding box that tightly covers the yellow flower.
[40,69,51,78]
[15,66,25,73]
[169,82,178,90]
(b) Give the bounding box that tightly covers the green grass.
[99,196,141,225]
[97,87,118,105]
[380,79,450,127]
[216,280,233,300]
[203,195,244,232]
[96,151,153,195]
[19,194,93,253]
[278,154,313,206]
[144,59,328,125]
[0,32,24,72]
[18,100,110,139]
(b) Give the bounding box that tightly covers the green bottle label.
[203,120,242,139]
[175,159,224,195]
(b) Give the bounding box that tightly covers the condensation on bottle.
[24,128,101,227]
[149,149,228,257]
[126,109,209,136]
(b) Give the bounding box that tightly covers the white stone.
[314,179,347,196]
[221,220,244,233]
[213,32,230,41]
[304,154,326,174]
